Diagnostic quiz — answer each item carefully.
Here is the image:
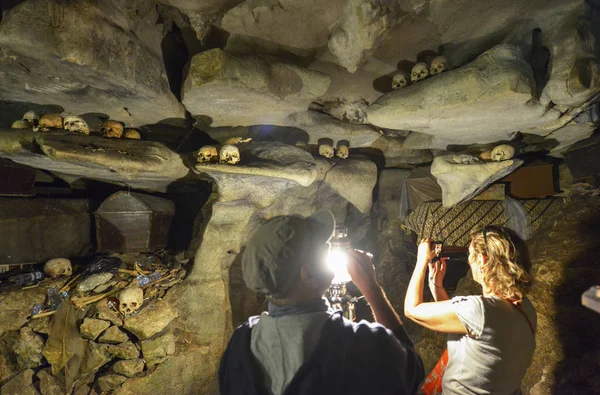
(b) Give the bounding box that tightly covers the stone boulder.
[542,12,600,111]
[367,45,562,145]
[123,300,178,340]
[321,158,377,213]
[98,327,130,344]
[80,319,111,341]
[141,330,176,367]
[181,49,331,127]
[546,122,596,156]
[13,327,45,369]
[96,374,127,393]
[0,130,190,193]
[0,369,38,395]
[37,368,65,395]
[328,0,401,72]
[221,0,346,58]
[431,155,523,207]
[112,358,145,378]
[0,0,185,126]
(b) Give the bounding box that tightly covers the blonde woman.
[405,226,537,394]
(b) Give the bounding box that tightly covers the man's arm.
[347,249,402,330]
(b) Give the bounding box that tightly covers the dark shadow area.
[552,213,600,394]
[161,24,189,101]
[140,121,193,150]
[531,28,551,99]
[372,71,397,94]
[174,126,219,154]
[396,59,416,73]
[203,25,231,51]
[248,125,310,145]
[416,49,438,64]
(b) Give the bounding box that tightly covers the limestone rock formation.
[221,0,346,57]
[542,12,600,111]
[431,155,523,207]
[123,300,178,340]
[0,130,190,192]
[181,49,331,127]
[0,0,185,126]
[328,0,401,72]
[367,45,562,145]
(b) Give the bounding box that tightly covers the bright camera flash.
[326,249,351,284]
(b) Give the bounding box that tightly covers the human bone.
[197,145,218,163]
[336,144,349,159]
[44,258,72,278]
[411,62,429,82]
[452,154,483,165]
[319,144,335,159]
[63,116,90,135]
[119,286,144,315]
[101,120,124,139]
[392,71,409,89]
[22,111,40,124]
[430,55,448,75]
[219,144,241,165]
[35,114,63,131]
[224,137,252,145]
[11,120,32,129]
[491,144,516,161]
[124,129,141,139]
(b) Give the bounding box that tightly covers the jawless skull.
[319,144,334,159]
[124,129,141,139]
[392,71,409,89]
[22,111,40,125]
[430,56,448,75]
[336,145,349,159]
[63,116,90,135]
[36,114,63,132]
[101,120,124,139]
[44,258,72,278]
[491,144,516,161]
[219,144,241,165]
[198,145,218,163]
[119,286,144,315]
[411,62,429,82]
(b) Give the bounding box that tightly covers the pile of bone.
[7,252,188,393]
[197,137,252,165]
[10,111,142,140]
[392,55,448,89]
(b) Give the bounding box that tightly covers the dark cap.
[242,210,335,298]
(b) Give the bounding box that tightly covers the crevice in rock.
[160,24,188,101]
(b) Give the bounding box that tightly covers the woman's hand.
[417,238,437,266]
[428,258,447,289]
[347,249,379,295]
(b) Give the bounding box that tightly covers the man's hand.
[347,249,379,295]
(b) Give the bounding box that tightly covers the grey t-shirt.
[443,295,537,395]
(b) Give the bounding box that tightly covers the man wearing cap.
[219,210,424,395]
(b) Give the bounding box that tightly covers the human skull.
[430,55,448,75]
[319,144,334,159]
[63,116,90,135]
[392,71,409,89]
[220,144,241,165]
[479,150,493,161]
[197,145,218,163]
[119,286,144,315]
[336,144,349,159]
[100,120,124,139]
[22,111,40,125]
[11,120,32,129]
[35,114,63,132]
[43,258,72,278]
[124,129,141,140]
[224,137,252,145]
[411,62,429,82]
[491,144,516,161]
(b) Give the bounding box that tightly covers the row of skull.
[392,55,449,89]
[11,111,141,140]
[319,143,349,159]
[197,137,253,165]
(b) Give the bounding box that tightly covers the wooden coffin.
[94,191,175,252]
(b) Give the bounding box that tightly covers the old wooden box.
[94,192,175,252]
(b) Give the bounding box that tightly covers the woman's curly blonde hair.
[470,226,532,302]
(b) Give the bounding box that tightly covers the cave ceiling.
[0,0,598,190]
